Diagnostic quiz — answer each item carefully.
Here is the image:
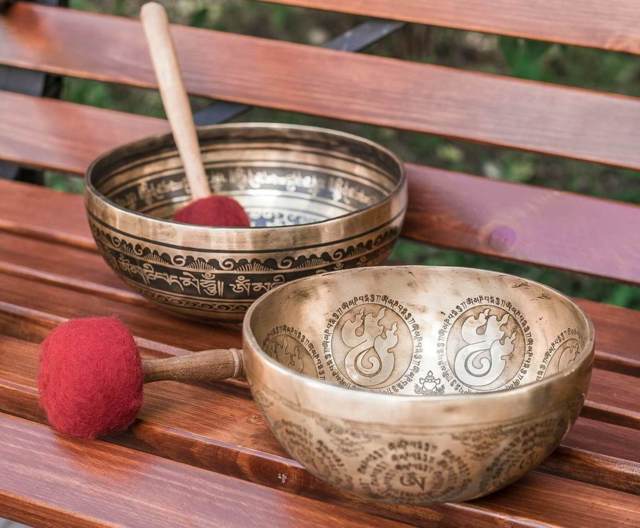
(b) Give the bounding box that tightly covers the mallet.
[140,2,250,227]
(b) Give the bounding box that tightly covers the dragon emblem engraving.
[329,303,414,389]
[454,309,516,388]
[444,305,526,392]
[341,307,398,387]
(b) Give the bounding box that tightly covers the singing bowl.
[85,123,406,321]
[240,266,594,504]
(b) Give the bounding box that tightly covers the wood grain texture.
[1,331,639,525]
[0,412,414,528]
[3,4,640,169]
[0,91,164,174]
[1,93,640,285]
[262,0,640,54]
[404,164,640,285]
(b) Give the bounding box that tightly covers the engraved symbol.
[340,307,398,387]
[399,473,427,491]
[444,304,527,392]
[358,441,471,503]
[263,327,321,378]
[556,339,580,371]
[454,309,515,388]
[414,370,445,395]
[544,337,581,378]
[328,300,418,390]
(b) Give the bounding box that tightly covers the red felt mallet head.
[38,316,241,439]
[174,195,250,228]
[38,317,143,439]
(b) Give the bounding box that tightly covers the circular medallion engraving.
[438,299,532,393]
[550,338,580,373]
[263,325,323,379]
[537,328,582,380]
[272,419,353,490]
[357,440,471,503]
[324,296,421,391]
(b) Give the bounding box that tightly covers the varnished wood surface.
[1,317,639,526]
[1,95,640,285]
[262,0,640,54]
[405,164,640,285]
[0,91,164,175]
[3,4,640,170]
[0,196,638,526]
[0,412,415,528]
[0,3,639,525]
[0,183,637,522]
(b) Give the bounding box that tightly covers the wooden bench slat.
[3,5,640,169]
[1,330,639,525]
[262,0,640,55]
[0,412,414,528]
[2,95,640,284]
[405,164,640,285]
[0,90,164,175]
[576,299,640,377]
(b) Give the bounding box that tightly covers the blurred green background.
[50,0,640,309]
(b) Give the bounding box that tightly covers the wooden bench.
[0,2,638,526]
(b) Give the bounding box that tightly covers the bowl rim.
[85,122,406,233]
[243,265,596,404]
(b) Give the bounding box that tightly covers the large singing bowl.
[242,266,594,504]
[85,123,406,322]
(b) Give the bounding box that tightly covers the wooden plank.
[404,164,640,285]
[0,412,414,528]
[0,91,164,174]
[0,331,639,526]
[2,94,640,286]
[262,0,640,55]
[3,5,640,169]
[576,299,640,377]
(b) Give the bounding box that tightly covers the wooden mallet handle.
[142,348,243,384]
[140,2,210,200]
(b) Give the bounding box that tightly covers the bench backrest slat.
[2,4,640,171]
[263,0,640,55]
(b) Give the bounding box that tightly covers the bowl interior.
[89,124,402,227]
[249,266,592,395]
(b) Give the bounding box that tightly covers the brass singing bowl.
[241,266,594,504]
[85,123,406,321]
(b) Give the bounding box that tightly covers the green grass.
[52,0,640,309]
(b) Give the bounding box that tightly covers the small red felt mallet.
[141,3,250,228]
[38,317,241,439]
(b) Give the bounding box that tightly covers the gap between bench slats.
[1,94,639,284]
[2,5,640,170]
[0,332,639,527]
[261,0,640,55]
[0,411,417,528]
